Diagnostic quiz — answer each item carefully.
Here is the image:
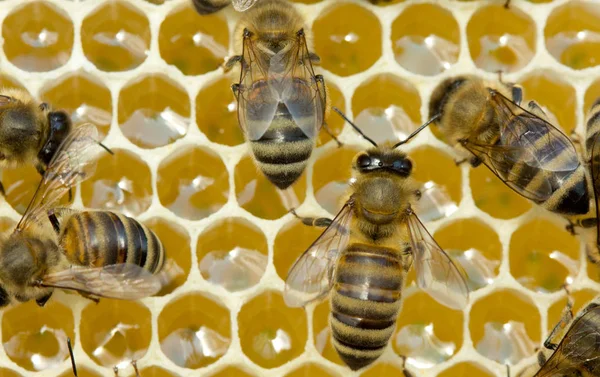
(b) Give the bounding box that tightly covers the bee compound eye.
[393,159,412,175]
[357,154,371,168]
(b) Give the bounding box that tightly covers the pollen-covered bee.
[284,109,469,371]
[0,88,74,195]
[513,293,600,377]
[0,124,164,308]
[429,75,590,219]
[192,0,259,14]
[223,0,338,190]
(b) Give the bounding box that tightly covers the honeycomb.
[0,0,599,376]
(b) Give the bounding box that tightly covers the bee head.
[354,148,413,177]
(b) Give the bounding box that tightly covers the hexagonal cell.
[470,166,532,219]
[80,300,151,370]
[81,1,150,71]
[0,369,21,377]
[158,294,230,368]
[312,301,343,366]
[0,75,28,92]
[318,81,345,147]
[39,72,112,140]
[470,289,540,364]
[436,362,495,377]
[197,218,268,292]
[391,4,459,76]
[361,364,409,377]
[588,254,600,283]
[518,70,576,133]
[393,292,463,369]
[58,367,102,377]
[207,367,257,377]
[291,0,322,3]
[411,146,461,211]
[234,155,306,220]
[274,219,325,282]
[510,218,580,293]
[285,363,336,377]
[2,301,74,372]
[0,217,16,232]
[466,4,536,73]
[159,4,228,75]
[434,218,502,291]
[351,74,421,145]
[313,3,382,76]
[118,74,190,148]
[196,77,243,146]
[2,2,73,72]
[157,146,229,220]
[547,288,600,333]
[2,164,72,215]
[81,149,152,216]
[545,1,600,70]
[125,366,177,377]
[312,147,360,215]
[144,218,191,296]
[238,291,307,368]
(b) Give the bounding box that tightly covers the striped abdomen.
[496,115,589,215]
[330,243,404,370]
[250,105,315,189]
[191,0,229,14]
[59,211,165,274]
[586,103,600,164]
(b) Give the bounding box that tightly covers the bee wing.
[268,32,323,140]
[590,132,600,248]
[236,32,278,141]
[284,201,354,307]
[534,304,600,377]
[40,263,162,300]
[406,211,469,310]
[231,0,259,11]
[16,124,106,233]
[463,91,580,203]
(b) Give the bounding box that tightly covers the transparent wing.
[16,124,106,233]
[40,263,162,300]
[590,132,600,249]
[406,211,469,310]
[464,90,580,203]
[284,201,354,307]
[236,31,277,141]
[535,304,600,377]
[266,32,324,140]
[232,0,259,11]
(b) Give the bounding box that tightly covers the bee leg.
[543,288,574,351]
[35,292,53,307]
[308,52,321,65]
[113,366,119,377]
[511,85,523,106]
[504,0,511,8]
[132,360,140,377]
[505,364,511,377]
[223,55,243,73]
[322,122,343,147]
[536,350,547,367]
[289,209,333,228]
[527,100,549,120]
[399,355,414,377]
[565,220,578,235]
[67,337,78,377]
[0,181,5,197]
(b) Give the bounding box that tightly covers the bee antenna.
[67,337,78,377]
[332,107,377,147]
[97,142,114,155]
[393,114,440,148]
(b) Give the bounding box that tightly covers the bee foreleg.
[35,292,53,307]
[223,55,243,73]
[289,209,332,228]
[527,100,549,121]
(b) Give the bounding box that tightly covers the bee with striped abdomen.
[192,0,259,13]
[513,292,600,377]
[429,75,590,220]
[0,124,163,308]
[223,0,339,190]
[284,109,469,371]
[0,88,75,195]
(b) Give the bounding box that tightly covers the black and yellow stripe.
[60,211,165,274]
[330,243,403,371]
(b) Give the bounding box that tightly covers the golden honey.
[285,364,336,377]
[470,166,532,219]
[196,77,244,146]
[360,363,408,377]
[436,362,495,377]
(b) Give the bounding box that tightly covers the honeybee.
[512,293,600,377]
[429,75,590,219]
[285,109,469,371]
[0,88,75,195]
[192,0,259,13]
[224,0,338,190]
[0,124,164,308]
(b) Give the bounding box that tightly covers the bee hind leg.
[399,355,415,377]
[223,55,243,73]
[289,209,332,228]
[527,100,549,121]
[543,287,574,351]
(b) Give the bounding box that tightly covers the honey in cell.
[196,77,244,146]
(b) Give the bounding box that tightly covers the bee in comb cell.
[284,108,469,371]
[429,75,590,226]
[0,123,165,309]
[222,0,340,190]
[192,0,259,13]
[0,88,77,196]
[510,291,600,377]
